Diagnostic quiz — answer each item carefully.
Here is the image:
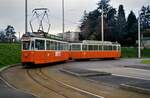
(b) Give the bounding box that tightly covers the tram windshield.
[23,41,30,50]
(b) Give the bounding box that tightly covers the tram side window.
[63,43,66,50]
[108,46,112,50]
[99,45,102,50]
[113,46,117,50]
[57,42,61,50]
[93,45,98,50]
[50,41,55,50]
[31,41,34,50]
[63,43,68,50]
[71,45,81,50]
[88,45,93,50]
[46,41,50,50]
[60,43,63,50]
[82,45,87,51]
[23,41,30,50]
[35,40,45,50]
[63,44,68,50]
[55,42,57,50]
[104,46,108,50]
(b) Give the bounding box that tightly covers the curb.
[0,63,38,98]
[60,68,111,77]
[0,63,21,72]
[60,68,81,77]
[120,84,150,95]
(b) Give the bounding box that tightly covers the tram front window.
[35,40,45,50]
[23,41,30,50]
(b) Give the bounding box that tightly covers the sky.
[0,0,150,36]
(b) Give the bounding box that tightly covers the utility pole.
[19,32,21,42]
[138,11,141,59]
[101,6,104,42]
[62,0,65,34]
[25,0,28,34]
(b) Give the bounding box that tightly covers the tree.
[0,30,6,42]
[96,0,113,41]
[80,10,100,40]
[116,5,126,44]
[107,8,117,41]
[140,6,150,30]
[80,0,117,41]
[5,25,16,42]
[80,10,89,40]
[126,11,138,46]
[97,0,112,13]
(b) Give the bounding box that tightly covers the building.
[57,31,79,42]
[142,29,150,48]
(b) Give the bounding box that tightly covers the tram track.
[39,68,104,98]
[26,68,67,98]
[26,68,102,98]
[2,63,150,98]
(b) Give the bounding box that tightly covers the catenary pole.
[138,11,141,58]
[25,0,28,34]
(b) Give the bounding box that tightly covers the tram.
[70,40,121,60]
[21,34,121,66]
[21,34,70,66]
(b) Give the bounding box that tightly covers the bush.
[121,47,150,58]
[0,43,21,68]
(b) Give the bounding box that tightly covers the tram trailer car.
[21,37,70,66]
[70,40,121,60]
[22,37,121,66]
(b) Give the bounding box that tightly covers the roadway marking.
[54,77,104,98]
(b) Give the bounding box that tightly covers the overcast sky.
[0,0,150,36]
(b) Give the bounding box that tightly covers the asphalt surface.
[1,58,150,98]
[61,66,150,91]
[61,59,150,95]
[0,77,37,98]
[89,75,150,88]
[62,59,150,80]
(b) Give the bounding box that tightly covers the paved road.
[62,59,150,80]
[1,58,150,98]
[0,77,37,98]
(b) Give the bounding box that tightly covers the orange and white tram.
[22,36,121,66]
[70,40,121,60]
[21,36,70,66]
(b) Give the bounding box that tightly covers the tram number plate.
[55,51,61,57]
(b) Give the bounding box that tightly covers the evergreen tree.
[126,11,138,46]
[96,0,113,41]
[107,8,117,41]
[80,10,100,40]
[116,5,126,44]
[80,10,89,40]
[97,0,111,13]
